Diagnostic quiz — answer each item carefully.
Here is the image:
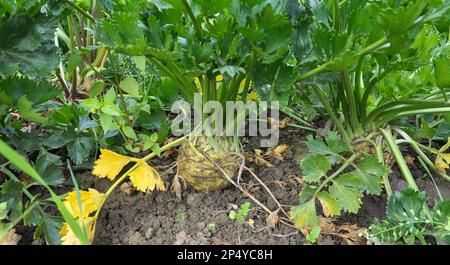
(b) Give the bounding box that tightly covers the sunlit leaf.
[63,189,105,219]
[92,149,132,180]
[129,161,165,192]
[290,200,317,229]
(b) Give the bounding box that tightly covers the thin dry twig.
[244,166,290,218]
[158,161,180,177]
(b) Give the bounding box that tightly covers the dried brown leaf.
[266,210,279,230]
[318,217,366,245]
[0,229,21,245]
[120,181,135,196]
[288,175,303,186]
[405,155,415,166]
[266,144,289,160]
[171,175,186,199]
[279,117,291,129]
[246,150,273,167]
[337,224,366,245]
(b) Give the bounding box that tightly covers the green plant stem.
[380,129,432,225]
[64,0,96,23]
[296,63,328,81]
[286,123,316,132]
[181,0,202,40]
[0,165,35,200]
[380,128,418,190]
[360,66,395,117]
[281,106,313,127]
[313,153,359,197]
[241,53,257,101]
[439,87,448,102]
[375,136,392,196]
[147,57,192,102]
[374,106,450,127]
[365,100,447,128]
[357,37,388,56]
[341,70,362,135]
[387,107,450,119]
[354,55,365,106]
[394,129,450,182]
[112,116,132,145]
[145,49,198,103]
[417,157,444,201]
[331,0,340,32]
[310,84,352,150]
[0,197,40,241]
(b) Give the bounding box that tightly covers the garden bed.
[86,128,448,245]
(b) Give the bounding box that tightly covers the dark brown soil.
[87,128,449,245]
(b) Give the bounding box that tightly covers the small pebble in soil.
[212,212,228,226]
[144,227,153,239]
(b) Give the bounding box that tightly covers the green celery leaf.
[0,14,59,77]
[387,188,426,222]
[17,96,47,124]
[299,186,316,203]
[300,154,331,183]
[356,156,389,195]
[34,212,62,245]
[0,179,24,222]
[290,199,317,229]
[67,137,95,166]
[317,191,340,217]
[329,172,364,213]
[0,77,60,105]
[34,152,65,187]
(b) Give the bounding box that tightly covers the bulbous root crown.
[176,137,241,192]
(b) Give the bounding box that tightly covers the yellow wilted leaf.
[268,117,290,129]
[435,153,450,173]
[194,77,202,91]
[245,150,273,167]
[266,144,289,160]
[246,91,259,101]
[64,189,105,219]
[60,217,95,245]
[129,161,165,192]
[317,192,340,217]
[435,138,450,173]
[92,149,132,180]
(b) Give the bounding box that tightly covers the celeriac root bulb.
[177,136,241,192]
